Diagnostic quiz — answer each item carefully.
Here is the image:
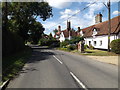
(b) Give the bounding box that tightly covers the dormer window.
[80,30,84,36]
[92,28,98,36]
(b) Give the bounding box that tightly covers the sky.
[36,0,120,35]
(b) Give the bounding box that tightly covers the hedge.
[3,30,25,57]
[110,39,120,54]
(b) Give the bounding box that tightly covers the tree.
[49,33,53,40]
[29,21,45,44]
[69,36,84,44]
[2,2,53,42]
[53,29,58,34]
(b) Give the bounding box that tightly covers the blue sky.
[36,1,120,35]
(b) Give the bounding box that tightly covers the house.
[54,21,81,42]
[81,14,120,50]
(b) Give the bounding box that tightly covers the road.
[8,46,118,89]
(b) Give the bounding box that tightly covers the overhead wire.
[48,1,98,32]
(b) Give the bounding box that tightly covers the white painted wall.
[59,32,65,42]
[59,31,72,42]
[85,34,119,49]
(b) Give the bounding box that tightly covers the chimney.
[78,27,81,32]
[58,25,61,33]
[95,13,102,24]
[67,20,71,31]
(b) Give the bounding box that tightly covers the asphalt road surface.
[8,46,118,89]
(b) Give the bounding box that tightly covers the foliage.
[39,34,60,47]
[67,44,77,51]
[60,40,69,48]
[89,44,94,50]
[2,30,25,57]
[2,46,32,81]
[49,33,53,39]
[69,36,84,44]
[84,45,89,49]
[28,21,44,44]
[2,2,53,42]
[110,39,120,54]
[53,29,58,34]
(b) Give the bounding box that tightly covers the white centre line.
[70,72,88,90]
[53,55,63,64]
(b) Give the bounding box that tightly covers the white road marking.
[0,79,9,89]
[70,72,88,90]
[53,55,63,64]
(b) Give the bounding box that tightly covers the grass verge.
[81,49,118,56]
[2,46,32,82]
[57,48,118,56]
[57,47,68,51]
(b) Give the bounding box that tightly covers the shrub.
[67,45,77,51]
[89,44,94,50]
[110,39,120,54]
[39,38,60,47]
[3,30,25,57]
[60,41,69,48]
[84,45,89,49]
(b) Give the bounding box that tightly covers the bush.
[84,45,89,49]
[3,30,25,57]
[60,41,69,48]
[110,39,120,54]
[39,38,60,47]
[89,44,94,50]
[67,45,77,51]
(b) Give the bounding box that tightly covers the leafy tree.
[2,2,53,42]
[69,36,84,44]
[53,29,58,34]
[49,33,53,40]
[29,21,45,44]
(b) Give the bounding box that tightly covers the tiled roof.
[61,29,79,38]
[82,15,120,37]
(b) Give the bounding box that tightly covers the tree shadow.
[18,48,55,74]
[27,49,55,63]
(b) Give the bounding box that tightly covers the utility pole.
[107,0,111,52]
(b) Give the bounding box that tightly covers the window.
[92,28,97,36]
[94,41,97,46]
[100,40,102,46]
[89,41,91,46]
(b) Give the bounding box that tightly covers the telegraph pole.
[108,0,111,52]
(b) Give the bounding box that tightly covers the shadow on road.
[17,48,55,75]
[27,49,55,63]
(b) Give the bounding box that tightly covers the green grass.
[58,48,118,56]
[2,46,32,82]
[57,47,69,51]
[77,49,118,56]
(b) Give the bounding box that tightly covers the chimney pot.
[67,20,71,31]
[95,13,102,24]
[58,25,61,32]
[78,27,81,32]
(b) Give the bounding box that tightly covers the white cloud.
[112,10,120,15]
[42,1,111,35]
[84,2,104,20]
[46,0,72,9]
[60,9,80,19]
[42,21,57,34]
[45,0,119,3]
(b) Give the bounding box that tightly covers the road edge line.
[0,79,10,89]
